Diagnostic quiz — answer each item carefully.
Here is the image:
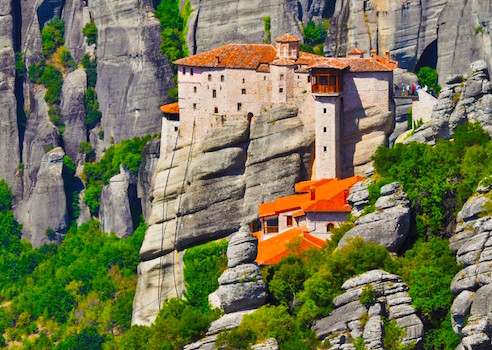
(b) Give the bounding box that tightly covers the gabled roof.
[174,44,277,70]
[160,102,179,114]
[255,227,326,265]
[308,58,350,70]
[275,34,301,42]
[345,56,398,72]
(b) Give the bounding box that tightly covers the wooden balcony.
[311,69,342,96]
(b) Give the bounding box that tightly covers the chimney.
[344,188,350,203]
[370,49,377,58]
[385,50,390,62]
[310,187,315,200]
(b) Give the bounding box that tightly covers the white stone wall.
[160,117,180,159]
[412,89,437,124]
[278,209,298,233]
[305,212,348,234]
[315,96,341,179]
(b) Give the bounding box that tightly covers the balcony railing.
[265,226,279,234]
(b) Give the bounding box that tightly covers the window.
[308,76,311,83]
[323,146,327,152]
[208,74,212,81]
[190,68,194,76]
[327,223,335,232]
[221,75,225,82]
[279,88,284,93]
[264,76,266,81]
[193,103,197,110]
[174,126,178,132]
[323,127,327,133]
[323,108,327,114]
[214,107,218,113]
[193,86,197,93]
[242,88,246,95]
[280,74,284,81]
[237,103,242,111]
[213,89,217,98]
[242,78,245,83]
[287,216,293,227]
[182,67,186,74]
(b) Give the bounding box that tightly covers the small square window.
[214,107,218,113]
[242,78,245,83]
[279,88,284,93]
[174,126,178,132]
[242,88,246,95]
[193,103,197,110]
[264,76,266,81]
[323,108,327,113]
[213,89,217,98]
[307,76,311,83]
[287,216,293,227]
[323,127,327,133]
[297,75,299,79]
[323,146,327,152]
[208,74,212,81]
[193,86,197,93]
[237,103,242,111]
[190,68,194,76]
[280,74,284,81]
[221,75,225,82]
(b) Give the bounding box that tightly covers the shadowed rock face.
[89,0,174,147]
[132,105,314,325]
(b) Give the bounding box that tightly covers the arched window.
[208,74,212,81]
[221,75,225,82]
[326,223,335,232]
[212,89,217,98]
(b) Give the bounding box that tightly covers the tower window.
[182,67,186,74]
[174,126,178,132]
[323,127,327,133]
[308,76,311,83]
[280,74,284,81]
[237,103,242,111]
[193,86,197,93]
[242,78,245,83]
[327,223,335,232]
[190,68,194,76]
[242,88,246,94]
[213,89,217,98]
[193,103,197,110]
[221,75,225,82]
[323,108,327,114]
[208,74,212,81]
[214,107,219,113]
[264,76,266,81]
[279,88,284,93]
[323,146,327,152]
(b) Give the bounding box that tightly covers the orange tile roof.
[275,34,301,42]
[347,48,366,55]
[308,58,350,70]
[345,57,398,72]
[258,175,364,218]
[255,227,326,265]
[174,44,277,69]
[292,210,305,218]
[160,102,179,114]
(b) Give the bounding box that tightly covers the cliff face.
[186,0,329,54]
[89,0,175,147]
[132,106,314,325]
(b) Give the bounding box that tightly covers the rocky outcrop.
[405,61,492,144]
[449,180,492,348]
[133,105,314,325]
[312,270,425,349]
[187,0,329,54]
[17,147,68,248]
[437,0,492,86]
[89,0,174,146]
[138,139,160,222]
[62,0,92,63]
[347,178,373,218]
[0,0,21,194]
[99,167,133,239]
[60,68,87,164]
[326,0,448,71]
[339,182,411,252]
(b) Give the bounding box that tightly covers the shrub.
[81,54,98,88]
[417,66,441,94]
[383,319,411,350]
[45,227,56,240]
[82,20,98,46]
[359,285,375,308]
[41,17,65,56]
[0,180,14,213]
[85,87,102,129]
[58,46,76,70]
[15,52,25,78]
[183,240,228,311]
[303,20,326,46]
[263,16,271,43]
[156,0,189,65]
[28,61,63,105]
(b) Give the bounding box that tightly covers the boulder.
[99,167,133,238]
[227,225,258,268]
[206,310,255,336]
[251,338,279,350]
[216,281,267,314]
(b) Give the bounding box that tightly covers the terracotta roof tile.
[275,34,301,42]
[160,102,179,114]
[347,48,366,55]
[292,210,305,218]
[345,57,398,72]
[308,57,350,70]
[174,44,277,69]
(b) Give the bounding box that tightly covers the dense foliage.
[183,240,228,311]
[83,135,154,215]
[417,67,441,94]
[300,20,328,56]
[373,122,492,238]
[41,17,65,56]
[82,20,98,46]
[28,61,63,105]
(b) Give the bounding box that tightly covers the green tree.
[41,17,65,56]
[417,66,441,94]
[82,20,98,46]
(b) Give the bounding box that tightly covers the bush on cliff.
[82,20,98,46]
[28,60,63,105]
[41,17,65,56]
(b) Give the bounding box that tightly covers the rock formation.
[185,225,267,350]
[133,105,314,325]
[62,0,92,63]
[449,178,492,349]
[88,0,174,146]
[99,167,134,239]
[339,182,411,253]
[138,139,161,222]
[406,61,492,145]
[312,269,425,349]
[60,68,87,164]
[437,0,492,86]
[0,0,21,194]
[186,0,331,54]
[17,147,68,248]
